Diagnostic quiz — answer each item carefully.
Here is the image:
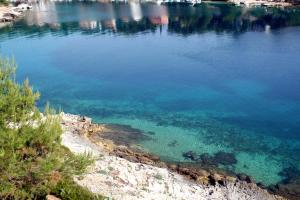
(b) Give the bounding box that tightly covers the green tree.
[0,0,8,5]
[0,57,103,200]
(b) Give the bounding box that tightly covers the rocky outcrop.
[60,113,288,200]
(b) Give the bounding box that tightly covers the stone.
[46,195,61,200]
[256,182,266,189]
[269,178,300,200]
[139,156,154,165]
[196,176,209,185]
[156,161,167,168]
[79,116,92,124]
[182,151,200,161]
[213,152,237,166]
[168,140,178,147]
[278,166,300,183]
[197,169,210,177]
[168,164,178,171]
[199,153,215,166]
[237,173,253,183]
[208,175,216,186]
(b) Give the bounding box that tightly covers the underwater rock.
[199,153,216,166]
[100,124,151,147]
[269,166,300,200]
[147,131,156,135]
[213,152,237,166]
[182,151,200,161]
[168,140,178,147]
[198,152,237,167]
[278,166,300,184]
[237,173,253,183]
[256,182,266,189]
[268,178,300,200]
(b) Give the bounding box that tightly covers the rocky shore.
[60,113,290,200]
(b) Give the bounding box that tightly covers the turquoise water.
[1,2,300,186]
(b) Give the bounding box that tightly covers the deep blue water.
[1,1,300,185]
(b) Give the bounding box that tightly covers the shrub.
[52,178,104,200]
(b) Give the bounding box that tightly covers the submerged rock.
[213,152,237,166]
[198,151,237,167]
[199,153,216,166]
[237,173,253,183]
[99,124,151,147]
[146,131,155,135]
[268,178,300,200]
[269,166,300,200]
[256,182,266,189]
[168,140,178,147]
[182,151,200,161]
[278,166,300,184]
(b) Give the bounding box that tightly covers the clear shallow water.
[1,1,300,186]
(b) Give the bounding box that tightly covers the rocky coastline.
[60,113,296,200]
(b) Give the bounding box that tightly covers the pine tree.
[0,57,103,200]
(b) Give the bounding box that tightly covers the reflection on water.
[1,1,300,38]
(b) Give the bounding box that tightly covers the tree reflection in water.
[1,1,300,39]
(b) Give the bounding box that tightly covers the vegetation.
[0,0,8,6]
[0,57,104,200]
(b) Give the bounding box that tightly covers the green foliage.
[52,178,106,200]
[0,0,8,5]
[0,58,40,127]
[0,57,103,200]
[62,152,94,176]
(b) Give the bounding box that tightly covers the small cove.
[1,1,300,187]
